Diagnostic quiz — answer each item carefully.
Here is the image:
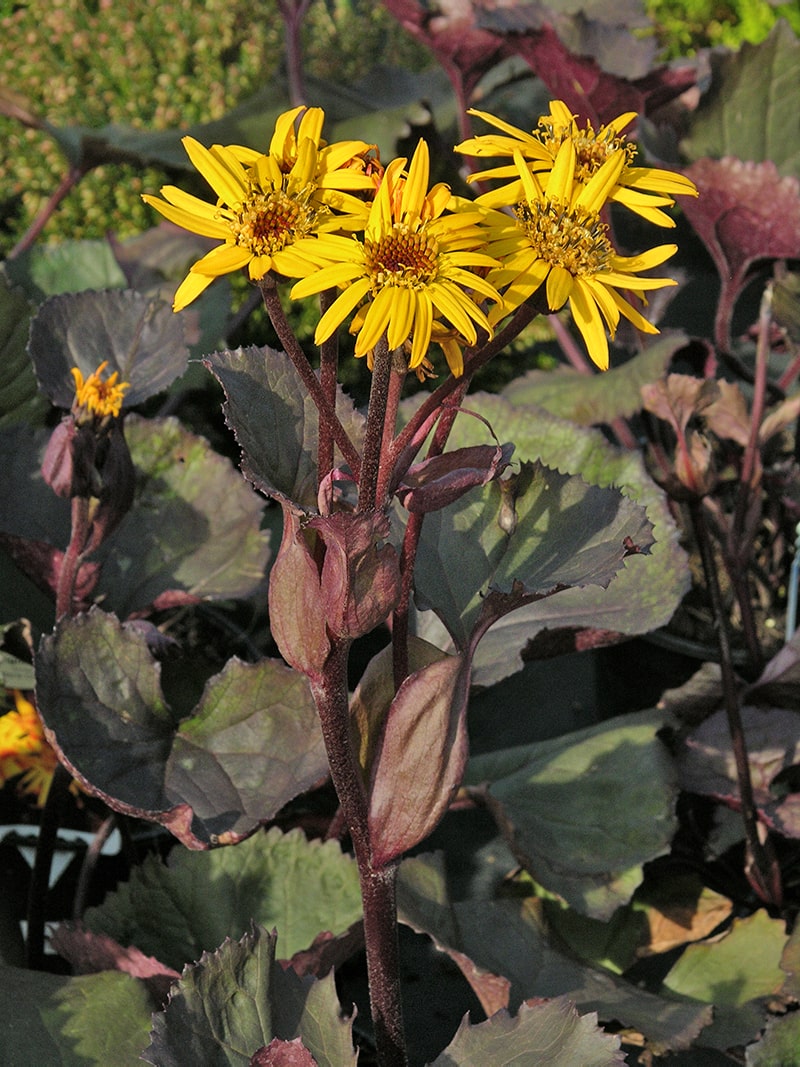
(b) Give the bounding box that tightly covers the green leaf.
[681,21,800,177]
[413,460,652,652]
[0,964,152,1066]
[501,335,685,426]
[205,346,364,509]
[746,1011,800,1066]
[84,828,361,971]
[28,290,189,408]
[662,910,789,1050]
[141,924,356,1067]
[465,710,678,919]
[95,415,271,615]
[4,239,128,301]
[406,391,689,685]
[429,997,625,1067]
[398,853,713,1056]
[0,271,46,429]
[36,610,328,847]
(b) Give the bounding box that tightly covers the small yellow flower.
[290,139,502,377]
[142,106,377,311]
[71,361,129,419]
[0,691,59,806]
[481,140,679,370]
[457,100,697,227]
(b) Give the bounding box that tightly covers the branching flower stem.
[359,338,393,512]
[318,288,339,483]
[389,301,539,483]
[260,277,362,478]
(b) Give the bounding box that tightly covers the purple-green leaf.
[405,391,689,685]
[680,20,800,178]
[142,924,357,1067]
[0,417,271,617]
[36,610,327,848]
[28,288,189,408]
[205,345,364,509]
[502,335,686,426]
[429,997,625,1067]
[368,651,471,865]
[398,853,713,1056]
[81,828,362,972]
[465,710,679,919]
[414,459,652,653]
[0,964,153,1066]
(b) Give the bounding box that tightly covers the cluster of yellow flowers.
[0,691,59,805]
[144,101,697,374]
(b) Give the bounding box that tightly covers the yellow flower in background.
[290,139,502,377]
[457,100,697,227]
[0,691,59,806]
[481,139,679,370]
[71,361,129,419]
[143,106,377,311]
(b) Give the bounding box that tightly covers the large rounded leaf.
[28,288,189,408]
[36,609,328,848]
[465,709,679,919]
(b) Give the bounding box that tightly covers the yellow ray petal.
[410,290,433,368]
[314,277,372,344]
[546,264,574,310]
[270,105,305,157]
[181,137,246,207]
[387,286,416,350]
[570,281,609,370]
[141,195,230,240]
[400,140,430,223]
[173,271,216,312]
[191,243,253,276]
[356,286,396,354]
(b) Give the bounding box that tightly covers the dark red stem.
[259,278,361,477]
[310,640,407,1067]
[690,499,782,907]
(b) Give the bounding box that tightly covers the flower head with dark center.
[457,100,697,227]
[481,140,680,370]
[290,139,502,377]
[142,105,376,311]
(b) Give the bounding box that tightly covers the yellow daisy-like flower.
[457,100,697,227]
[142,106,377,311]
[71,361,129,419]
[0,690,59,806]
[482,139,679,370]
[290,139,502,377]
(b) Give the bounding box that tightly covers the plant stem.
[725,283,773,670]
[55,496,91,620]
[310,639,408,1066]
[259,277,361,477]
[277,0,312,106]
[690,499,782,907]
[389,301,539,481]
[25,763,73,968]
[318,289,339,483]
[358,338,392,512]
[9,165,86,258]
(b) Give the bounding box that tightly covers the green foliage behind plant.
[644,0,800,57]
[0,0,428,256]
